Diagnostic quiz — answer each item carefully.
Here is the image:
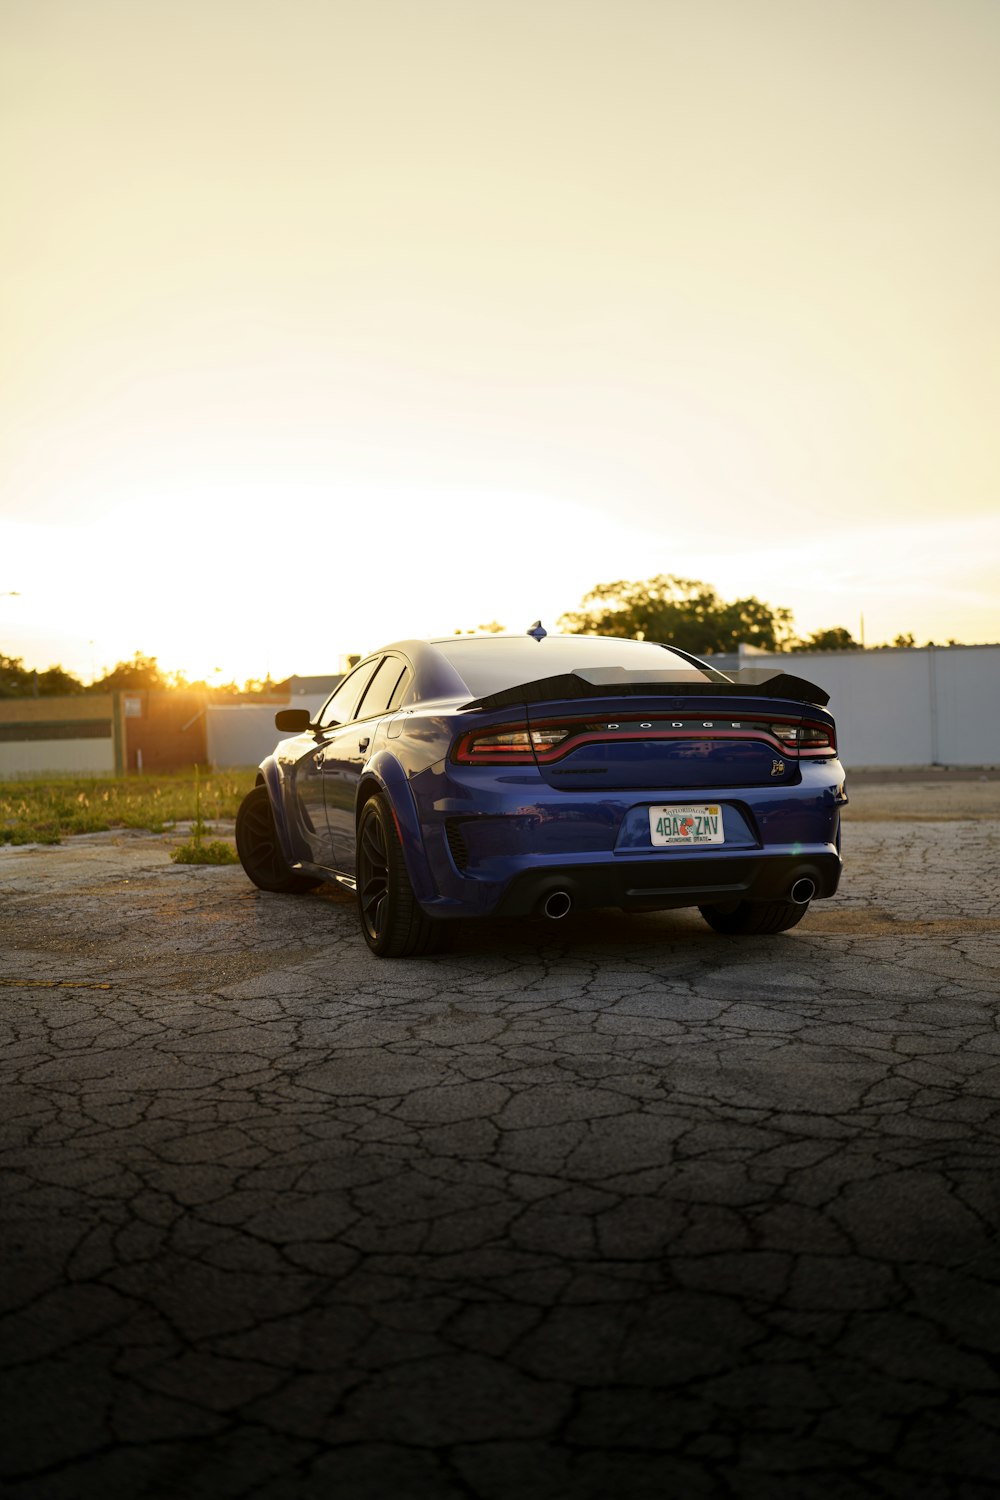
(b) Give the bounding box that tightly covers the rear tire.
[357,793,452,957]
[236,786,322,893]
[698,899,808,935]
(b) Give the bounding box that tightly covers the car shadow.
[440,906,809,959]
[303,881,815,961]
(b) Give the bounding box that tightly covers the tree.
[0,653,85,697]
[790,627,859,653]
[87,651,169,692]
[0,653,32,697]
[34,665,86,695]
[557,576,795,654]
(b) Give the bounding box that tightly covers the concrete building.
[0,694,122,776]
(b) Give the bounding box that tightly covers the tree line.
[556,576,861,654]
[552,574,924,654]
[0,650,278,700]
[1,576,940,698]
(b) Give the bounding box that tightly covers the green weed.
[169,765,241,866]
[171,839,240,866]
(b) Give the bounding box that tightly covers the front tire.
[356,793,451,957]
[698,899,808,935]
[235,786,322,893]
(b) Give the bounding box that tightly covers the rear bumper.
[406,759,846,920]
[493,847,842,916]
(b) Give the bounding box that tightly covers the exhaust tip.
[790,877,816,906]
[542,890,572,920]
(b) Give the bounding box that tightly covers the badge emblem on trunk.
[771,759,785,776]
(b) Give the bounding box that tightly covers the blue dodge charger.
[235,628,846,957]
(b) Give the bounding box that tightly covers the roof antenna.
[527,620,547,641]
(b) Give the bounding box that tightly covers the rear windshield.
[433,635,713,697]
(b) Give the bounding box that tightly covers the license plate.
[649,804,724,846]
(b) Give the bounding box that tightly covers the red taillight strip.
[452,714,835,765]
[452,722,535,764]
[526,715,836,760]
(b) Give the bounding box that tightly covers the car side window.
[318,658,382,729]
[355,656,409,722]
[386,665,411,712]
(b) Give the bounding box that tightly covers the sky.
[2,0,999,684]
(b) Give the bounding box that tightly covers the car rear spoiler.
[460,666,830,712]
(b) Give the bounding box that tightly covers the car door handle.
[358,736,370,753]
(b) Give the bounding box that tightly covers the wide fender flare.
[359,750,438,906]
[257,756,300,868]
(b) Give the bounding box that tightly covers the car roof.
[425,632,646,646]
[366,633,697,705]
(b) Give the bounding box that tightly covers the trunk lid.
[523,692,831,791]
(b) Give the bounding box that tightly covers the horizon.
[3,620,997,697]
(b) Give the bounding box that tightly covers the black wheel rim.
[358,809,389,941]
[241,796,287,886]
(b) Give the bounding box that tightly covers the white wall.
[932,647,998,765]
[0,739,115,776]
[206,697,328,769]
[728,645,998,767]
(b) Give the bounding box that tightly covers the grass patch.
[171,839,240,865]
[170,766,242,866]
[0,768,256,846]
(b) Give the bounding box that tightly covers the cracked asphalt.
[1,803,999,1498]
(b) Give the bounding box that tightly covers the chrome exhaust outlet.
[542,890,572,920]
[790,877,816,906]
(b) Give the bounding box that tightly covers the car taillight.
[772,722,836,755]
[529,728,569,751]
[453,724,532,763]
[452,723,573,764]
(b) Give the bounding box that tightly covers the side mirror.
[275,708,313,732]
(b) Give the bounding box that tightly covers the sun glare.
[3,2,1000,679]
